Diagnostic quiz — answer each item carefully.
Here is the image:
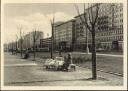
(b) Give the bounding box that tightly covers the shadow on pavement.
[5,77,108,86]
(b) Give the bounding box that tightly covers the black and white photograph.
[1,0,127,90]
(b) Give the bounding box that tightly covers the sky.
[4,3,85,43]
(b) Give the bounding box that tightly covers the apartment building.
[17,31,44,50]
[74,3,123,51]
[54,19,75,51]
[40,37,51,50]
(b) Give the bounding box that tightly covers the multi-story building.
[97,3,123,50]
[7,41,17,52]
[22,33,32,49]
[17,31,44,50]
[54,3,123,51]
[74,3,123,51]
[54,19,75,51]
[40,37,51,51]
[74,13,88,51]
[4,43,8,52]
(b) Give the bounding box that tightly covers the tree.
[17,25,25,58]
[50,16,55,59]
[15,34,19,55]
[44,13,55,59]
[75,3,100,79]
[32,29,42,61]
[11,41,14,55]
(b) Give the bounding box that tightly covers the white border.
[1,0,127,90]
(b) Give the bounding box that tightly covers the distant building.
[4,43,8,52]
[7,42,17,52]
[54,19,76,51]
[40,37,51,51]
[17,31,44,50]
[22,33,32,49]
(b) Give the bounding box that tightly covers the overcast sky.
[4,3,85,43]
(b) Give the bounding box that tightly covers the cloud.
[47,12,74,22]
[4,12,74,43]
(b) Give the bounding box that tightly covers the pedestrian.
[62,56,67,70]
[24,49,29,59]
[64,53,72,71]
[68,53,73,63]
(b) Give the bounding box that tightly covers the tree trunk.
[51,39,53,58]
[33,42,36,61]
[16,42,17,55]
[91,27,97,79]
[21,41,23,58]
[86,27,89,54]
[51,24,54,59]
[11,45,13,55]
[34,50,36,61]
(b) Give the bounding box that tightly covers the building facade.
[54,19,75,51]
[54,3,123,51]
[40,37,51,51]
[96,3,123,51]
[17,31,44,51]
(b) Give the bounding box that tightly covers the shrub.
[72,54,91,64]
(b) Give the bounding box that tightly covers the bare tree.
[75,3,100,79]
[17,25,25,58]
[11,41,14,55]
[44,13,55,59]
[32,28,42,61]
[50,16,55,59]
[15,34,19,55]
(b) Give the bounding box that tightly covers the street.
[4,52,123,86]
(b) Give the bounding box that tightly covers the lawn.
[23,51,124,76]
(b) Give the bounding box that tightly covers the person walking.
[63,53,72,71]
[24,49,29,59]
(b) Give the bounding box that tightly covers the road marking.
[4,63,37,67]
